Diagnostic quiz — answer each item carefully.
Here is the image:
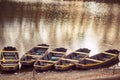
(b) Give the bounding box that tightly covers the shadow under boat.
[0,46,19,72]
[55,48,91,71]
[75,49,119,70]
[34,47,67,71]
[20,44,49,67]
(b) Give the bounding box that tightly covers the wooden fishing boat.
[34,47,67,71]
[0,46,19,71]
[55,48,91,70]
[75,49,119,70]
[20,44,49,66]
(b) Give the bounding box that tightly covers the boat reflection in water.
[0,0,120,58]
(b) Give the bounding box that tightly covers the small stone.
[14,73,18,75]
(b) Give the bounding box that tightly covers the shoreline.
[0,66,120,80]
[1,0,120,4]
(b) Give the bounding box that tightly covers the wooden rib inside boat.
[55,48,91,70]
[75,49,119,70]
[0,46,19,71]
[20,44,49,66]
[34,47,67,71]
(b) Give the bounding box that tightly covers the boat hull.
[20,44,49,67]
[34,64,54,71]
[0,64,19,71]
[0,46,19,72]
[55,48,91,71]
[55,64,75,71]
[34,47,67,71]
[20,60,35,66]
[76,55,119,70]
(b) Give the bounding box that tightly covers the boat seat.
[103,52,117,56]
[36,46,49,48]
[50,51,65,54]
[85,58,103,63]
[38,60,54,63]
[74,51,89,55]
[61,58,78,62]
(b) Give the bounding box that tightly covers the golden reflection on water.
[0,1,120,57]
[83,19,99,56]
[87,2,110,16]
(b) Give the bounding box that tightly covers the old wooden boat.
[0,46,19,71]
[20,44,49,66]
[34,47,67,71]
[75,49,119,70]
[55,48,91,70]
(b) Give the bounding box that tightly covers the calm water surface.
[0,1,120,57]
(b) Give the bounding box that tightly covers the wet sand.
[0,66,120,80]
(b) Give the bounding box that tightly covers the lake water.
[0,1,120,57]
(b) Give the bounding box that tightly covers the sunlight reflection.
[56,25,63,42]
[84,20,100,56]
[38,20,50,43]
[88,2,98,14]
[87,2,110,16]
[3,21,19,46]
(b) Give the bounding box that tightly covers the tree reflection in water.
[0,0,120,57]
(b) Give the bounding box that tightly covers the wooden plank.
[1,59,19,62]
[85,58,103,63]
[26,54,42,57]
[35,46,49,48]
[38,60,55,63]
[50,51,66,54]
[1,64,18,66]
[103,52,117,56]
[73,51,89,55]
[60,58,79,62]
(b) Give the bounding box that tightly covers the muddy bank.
[0,67,120,80]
